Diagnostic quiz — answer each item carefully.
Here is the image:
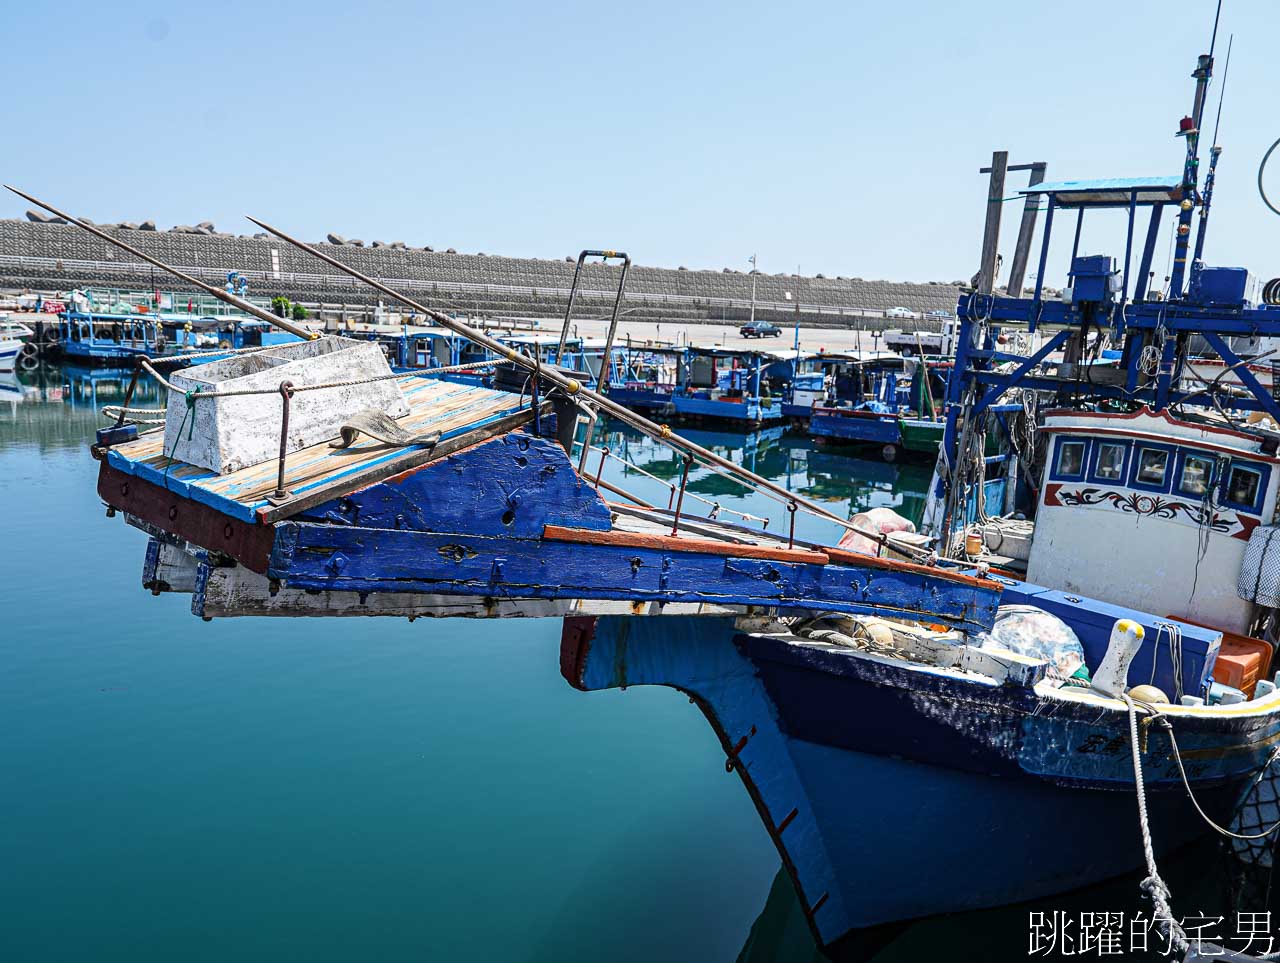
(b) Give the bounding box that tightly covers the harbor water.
[0,367,1242,962]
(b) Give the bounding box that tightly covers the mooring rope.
[131,358,514,400]
[1123,693,1190,956]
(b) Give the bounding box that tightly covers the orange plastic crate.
[1170,616,1274,699]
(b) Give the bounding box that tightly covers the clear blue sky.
[4,0,1277,287]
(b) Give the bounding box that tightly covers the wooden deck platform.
[105,377,534,523]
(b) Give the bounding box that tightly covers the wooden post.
[1004,162,1046,297]
[977,151,1008,296]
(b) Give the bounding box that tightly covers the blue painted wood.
[296,432,614,537]
[671,394,783,424]
[809,409,900,446]
[105,385,533,523]
[993,577,1220,699]
[268,523,1000,630]
[567,615,849,945]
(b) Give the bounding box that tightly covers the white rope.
[1122,694,1189,956]
[101,405,166,424]
[1161,719,1280,841]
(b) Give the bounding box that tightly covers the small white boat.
[0,317,34,372]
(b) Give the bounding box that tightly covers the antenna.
[1209,0,1223,59]
[1211,34,1233,148]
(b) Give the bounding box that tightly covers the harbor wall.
[0,219,961,330]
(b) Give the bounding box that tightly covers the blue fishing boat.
[808,352,951,461]
[671,345,795,426]
[807,352,909,452]
[21,28,1280,957]
[56,286,301,364]
[603,341,685,412]
[388,326,496,385]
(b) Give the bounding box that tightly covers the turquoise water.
[0,368,931,963]
[6,367,1244,963]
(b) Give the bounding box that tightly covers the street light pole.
[748,253,757,326]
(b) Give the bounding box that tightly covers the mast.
[1168,0,1223,297]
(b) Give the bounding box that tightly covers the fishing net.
[978,604,1089,686]
[1224,749,1280,915]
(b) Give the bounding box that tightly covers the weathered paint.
[566,614,1280,948]
[809,408,901,446]
[296,433,613,537]
[268,522,999,631]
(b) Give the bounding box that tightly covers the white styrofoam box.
[163,337,409,475]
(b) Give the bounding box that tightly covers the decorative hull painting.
[1043,483,1260,541]
[562,615,1274,951]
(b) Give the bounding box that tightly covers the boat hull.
[0,338,21,371]
[809,407,901,447]
[563,615,1275,949]
[672,394,783,425]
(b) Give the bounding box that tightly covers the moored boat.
[0,316,33,371]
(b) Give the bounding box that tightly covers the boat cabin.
[1026,407,1280,636]
[670,345,793,425]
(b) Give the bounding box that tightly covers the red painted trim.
[558,616,597,689]
[1042,481,1261,539]
[1040,416,1277,464]
[98,461,275,574]
[542,524,831,564]
[1042,405,1265,446]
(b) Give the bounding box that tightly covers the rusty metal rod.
[270,381,295,502]
[4,186,314,340]
[115,360,144,428]
[241,214,886,543]
[670,453,693,536]
[594,446,610,489]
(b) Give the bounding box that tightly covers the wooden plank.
[196,564,750,619]
[977,150,1008,296]
[220,392,518,503]
[542,524,830,565]
[108,378,533,524]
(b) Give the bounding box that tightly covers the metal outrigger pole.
[239,215,903,545]
[3,186,314,341]
[6,183,907,549]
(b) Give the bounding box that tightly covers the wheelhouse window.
[1179,455,1215,497]
[1095,443,1126,481]
[1135,448,1169,486]
[1226,464,1263,509]
[1055,440,1085,478]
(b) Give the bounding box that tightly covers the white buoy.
[1091,619,1146,697]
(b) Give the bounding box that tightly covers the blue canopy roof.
[1019,176,1184,208]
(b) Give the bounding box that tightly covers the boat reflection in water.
[592,420,932,538]
[6,373,1266,962]
[0,364,164,452]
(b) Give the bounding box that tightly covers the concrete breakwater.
[0,217,961,330]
